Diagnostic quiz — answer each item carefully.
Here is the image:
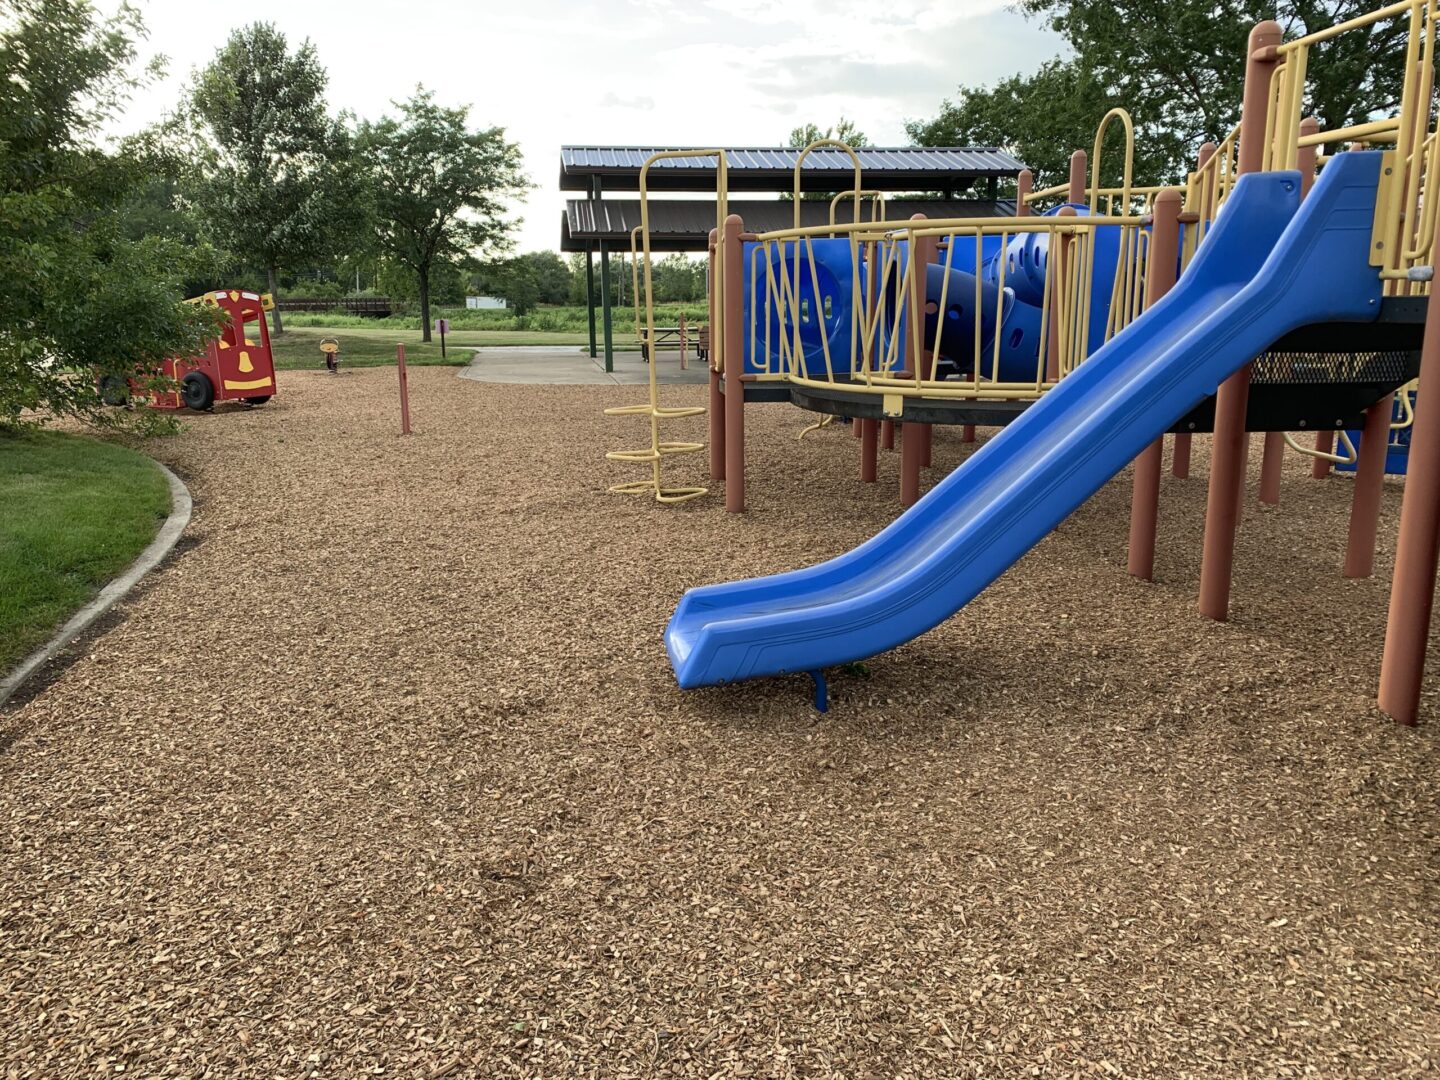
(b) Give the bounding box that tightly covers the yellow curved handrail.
[1285,429,1358,465]
[1089,108,1135,216]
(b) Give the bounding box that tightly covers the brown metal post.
[1016,169,1033,217]
[395,343,411,436]
[1171,142,1216,480]
[1344,393,1395,578]
[1198,20,1283,621]
[860,419,878,481]
[1046,207,1077,382]
[679,310,687,370]
[962,425,976,444]
[1379,261,1440,723]
[901,216,935,507]
[722,215,745,512]
[1258,432,1285,503]
[1068,150,1087,205]
[1297,117,1320,197]
[1127,189,1183,580]
[1312,430,1334,478]
[881,419,895,450]
[1256,123,1318,505]
[1172,434,1192,478]
[707,229,724,480]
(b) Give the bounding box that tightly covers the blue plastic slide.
[666,153,1386,691]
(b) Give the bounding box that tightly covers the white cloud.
[112,0,1058,253]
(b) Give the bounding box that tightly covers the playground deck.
[2,368,1437,1076]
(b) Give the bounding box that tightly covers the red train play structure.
[101,289,278,411]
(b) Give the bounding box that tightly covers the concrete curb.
[0,461,192,708]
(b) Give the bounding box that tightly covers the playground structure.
[102,290,278,412]
[606,0,1440,725]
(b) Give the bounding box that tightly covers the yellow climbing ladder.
[605,149,729,504]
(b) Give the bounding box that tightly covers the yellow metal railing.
[743,211,1151,407]
[1260,0,1439,294]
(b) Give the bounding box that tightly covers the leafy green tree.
[788,118,870,148]
[910,0,1413,189]
[189,23,361,333]
[357,89,528,341]
[1019,0,1407,155]
[652,254,704,303]
[907,60,1130,192]
[481,257,541,315]
[0,0,219,431]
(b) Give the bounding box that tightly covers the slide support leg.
[1344,393,1394,579]
[1259,431,1285,504]
[1172,433,1192,478]
[860,419,878,482]
[808,670,828,713]
[1313,430,1334,478]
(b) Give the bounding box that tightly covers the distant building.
[466,296,507,310]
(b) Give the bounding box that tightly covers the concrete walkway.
[459,345,708,386]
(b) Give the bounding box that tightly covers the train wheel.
[242,396,271,406]
[180,372,215,411]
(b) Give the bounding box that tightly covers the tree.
[475,251,570,307]
[787,118,870,149]
[651,254,704,303]
[189,23,360,333]
[481,257,541,315]
[909,0,1412,189]
[0,0,219,431]
[357,89,527,341]
[906,60,1133,191]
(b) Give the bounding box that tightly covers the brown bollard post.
[1016,169,1033,217]
[1344,393,1395,578]
[1379,244,1440,723]
[396,343,412,435]
[1199,19,1283,621]
[900,217,936,507]
[1046,207,1078,383]
[1127,189,1183,581]
[707,230,724,481]
[722,214,745,512]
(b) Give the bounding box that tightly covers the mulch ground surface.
[3,368,1439,1078]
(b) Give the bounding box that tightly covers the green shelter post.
[599,240,614,373]
[585,245,597,359]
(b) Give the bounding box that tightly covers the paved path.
[459,344,708,386]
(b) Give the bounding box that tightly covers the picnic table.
[637,318,708,366]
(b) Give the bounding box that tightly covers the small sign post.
[434,318,450,358]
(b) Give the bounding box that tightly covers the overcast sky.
[116,0,1058,254]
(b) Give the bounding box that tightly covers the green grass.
[0,429,171,673]
[267,325,638,370]
[278,301,707,336]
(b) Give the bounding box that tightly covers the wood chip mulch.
[2,367,1438,1077]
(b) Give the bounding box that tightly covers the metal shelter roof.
[559,145,1026,193]
[561,198,1018,253]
